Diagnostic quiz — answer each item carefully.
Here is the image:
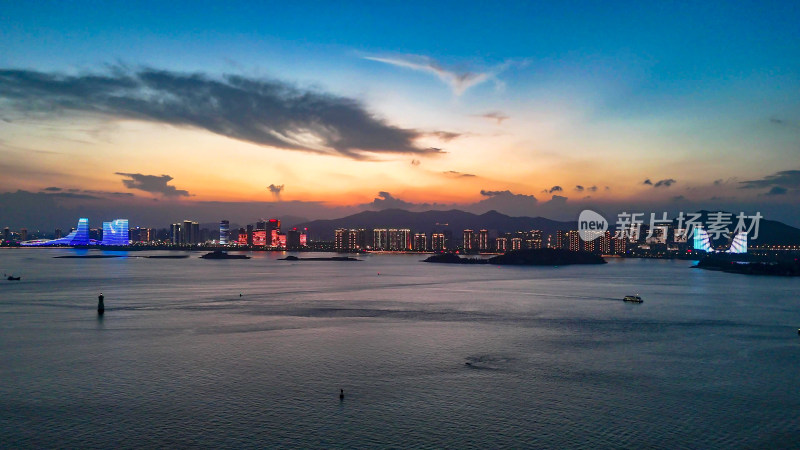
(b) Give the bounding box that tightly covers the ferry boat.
[623,295,643,303]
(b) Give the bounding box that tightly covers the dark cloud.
[763,186,788,196]
[268,184,284,198]
[477,111,509,124]
[443,170,476,178]
[365,191,420,209]
[410,159,421,167]
[654,179,676,188]
[740,170,800,189]
[548,186,563,193]
[672,195,686,201]
[0,67,443,159]
[480,189,512,197]
[588,185,598,192]
[574,185,584,192]
[713,179,723,185]
[115,172,190,197]
[43,187,62,192]
[770,117,786,125]
[643,179,653,185]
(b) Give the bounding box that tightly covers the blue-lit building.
[692,227,747,254]
[22,218,91,246]
[220,220,230,245]
[101,219,129,246]
[22,218,130,246]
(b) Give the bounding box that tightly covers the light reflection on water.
[1,249,799,448]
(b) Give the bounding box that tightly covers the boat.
[623,295,643,303]
[7,276,21,281]
[200,250,250,260]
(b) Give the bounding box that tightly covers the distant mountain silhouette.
[296,208,800,245]
[296,209,576,240]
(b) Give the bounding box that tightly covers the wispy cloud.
[0,67,444,159]
[476,111,509,124]
[442,170,476,178]
[364,55,510,96]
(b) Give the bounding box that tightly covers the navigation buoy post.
[339,389,344,400]
[97,293,105,315]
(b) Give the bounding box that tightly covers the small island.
[200,250,250,259]
[694,257,800,276]
[424,249,606,266]
[280,255,360,262]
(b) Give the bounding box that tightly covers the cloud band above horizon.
[0,67,443,159]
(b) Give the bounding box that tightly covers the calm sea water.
[1,249,799,448]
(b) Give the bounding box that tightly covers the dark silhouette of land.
[424,249,606,266]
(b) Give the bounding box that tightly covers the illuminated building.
[693,227,747,254]
[278,234,286,248]
[693,227,713,252]
[727,232,747,254]
[101,219,129,246]
[373,229,388,250]
[463,229,474,251]
[237,228,247,245]
[431,233,445,251]
[526,230,543,249]
[601,231,611,254]
[387,229,410,251]
[413,233,427,251]
[478,229,489,251]
[335,228,366,252]
[335,229,345,251]
[299,231,307,247]
[21,228,27,242]
[613,236,627,254]
[556,230,566,249]
[567,230,581,252]
[22,218,91,246]
[3,227,9,242]
[511,237,522,250]
[219,220,230,245]
[253,230,267,246]
[171,223,181,244]
[54,228,62,239]
[495,237,507,252]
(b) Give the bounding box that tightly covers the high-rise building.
[511,237,522,250]
[463,229,474,251]
[20,228,27,242]
[286,228,301,250]
[601,231,611,254]
[373,229,388,250]
[478,229,489,251]
[496,237,507,252]
[3,227,9,242]
[54,228,63,239]
[237,227,247,245]
[171,223,181,244]
[613,236,627,254]
[253,230,267,246]
[567,230,581,252]
[431,233,446,251]
[101,219,129,246]
[388,229,411,251]
[335,228,346,251]
[246,225,254,246]
[555,230,567,249]
[219,220,230,245]
[413,233,427,251]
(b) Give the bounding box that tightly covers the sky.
[1,1,799,229]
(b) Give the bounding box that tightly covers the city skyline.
[2,2,799,228]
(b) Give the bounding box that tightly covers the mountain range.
[295,208,800,245]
